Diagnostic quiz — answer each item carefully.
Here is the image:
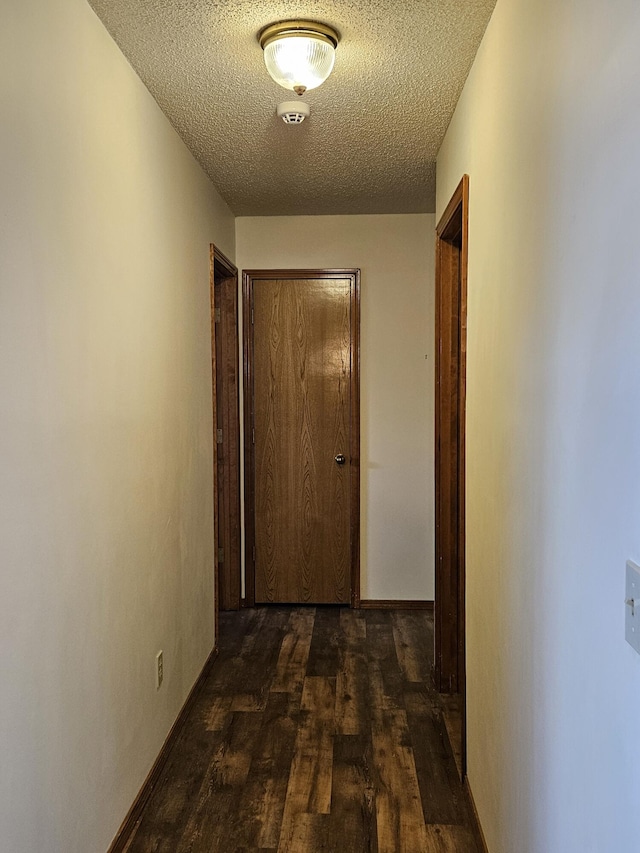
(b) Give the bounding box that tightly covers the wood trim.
[359,599,434,610]
[209,246,220,642]
[459,176,469,688]
[242,269,361,607]
[350,269,361,608]
[212,246,241,611]
[243,268,359,281]
[434,175,469,769]
[242,271,256,608]
[107,646,219,853]
[464,777,490,853]
[437,176,468,240]
[213,245,236,279]
[458,176,469,778]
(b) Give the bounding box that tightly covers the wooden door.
[243,270,360,605]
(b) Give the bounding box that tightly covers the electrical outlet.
[156,650,164,689]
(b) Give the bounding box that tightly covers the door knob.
[335,454,346,465]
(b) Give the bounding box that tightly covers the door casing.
[242,268,361,607]
[434,175,469,770]
[210,246,241,616]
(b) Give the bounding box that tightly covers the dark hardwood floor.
[123,607,480,852]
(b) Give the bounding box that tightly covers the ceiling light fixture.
[259,20,340,96]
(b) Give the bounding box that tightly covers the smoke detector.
[277,101,310,124]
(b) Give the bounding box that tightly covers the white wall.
[236,215,435,602]
[437,0,640,850]
[0,1,234,851]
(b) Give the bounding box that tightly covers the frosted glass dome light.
[259,21,340,96]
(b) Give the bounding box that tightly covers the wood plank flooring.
[123,608,481,853]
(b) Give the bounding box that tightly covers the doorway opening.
[434,175,469,776]
[242,269,360,607]
[210,246,242,621]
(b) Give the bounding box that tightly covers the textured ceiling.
[88,0,496,215]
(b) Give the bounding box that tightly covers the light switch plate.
[625,561,640,654]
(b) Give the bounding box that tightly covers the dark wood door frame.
[242,269,361,608]
[210,245,242,618]
[434,176,469,766]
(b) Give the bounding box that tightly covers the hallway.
[122,608,481,852]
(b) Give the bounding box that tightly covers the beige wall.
[236,215,435,602]
[437,0,640,850]
[0,1,234,850]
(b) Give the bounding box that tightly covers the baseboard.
[107,645,219,853]
[359,599,434,610]
[464,776,490,853]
